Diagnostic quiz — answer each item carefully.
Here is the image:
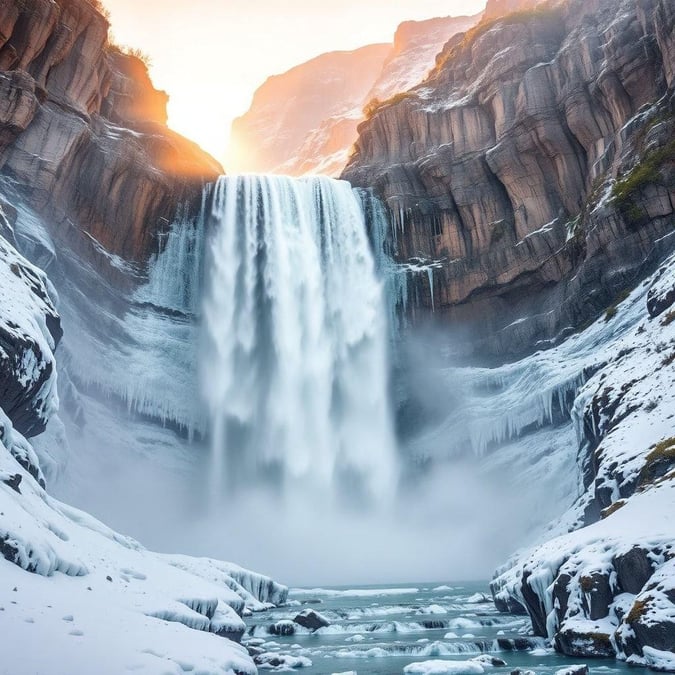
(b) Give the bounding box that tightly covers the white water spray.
[200,175,397,503]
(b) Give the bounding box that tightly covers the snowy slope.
[490,252,675,669]
[0,232,288,674]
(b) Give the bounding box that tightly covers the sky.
[103,0,486,165]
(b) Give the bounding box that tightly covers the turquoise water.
[243,581,643,675]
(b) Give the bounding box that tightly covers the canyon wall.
[344,0,675,359]
[0,0,220,283]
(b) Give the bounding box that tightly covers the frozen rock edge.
[0,233,288,674]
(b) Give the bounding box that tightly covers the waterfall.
[200,175,397,502]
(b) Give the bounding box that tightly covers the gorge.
[0,0,674,674]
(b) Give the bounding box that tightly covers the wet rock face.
[0,0,221,281]
[344,0,675,359]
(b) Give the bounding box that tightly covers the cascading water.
[200,175,397,504]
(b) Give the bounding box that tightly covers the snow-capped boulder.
[269,619,297,636]
[555,666,589,675]
[293,607,330,630]
[254,652,312,669]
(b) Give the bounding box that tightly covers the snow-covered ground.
[0,231,288,674]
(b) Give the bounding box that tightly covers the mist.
[46,323,574,588]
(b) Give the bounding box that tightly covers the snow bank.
[0,408,288,673]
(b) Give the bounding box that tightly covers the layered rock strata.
[344,0,675,358]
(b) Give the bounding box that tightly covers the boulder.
[555,627,615,658]
[293,608,330,631]
[268,620,296,636]
[555,666,589,675]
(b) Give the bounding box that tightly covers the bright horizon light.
[102,0,487,167]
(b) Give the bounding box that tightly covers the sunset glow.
[103,0,486,166]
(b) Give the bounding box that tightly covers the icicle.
[427,267,435,313]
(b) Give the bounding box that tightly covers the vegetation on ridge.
[363,91,419,119]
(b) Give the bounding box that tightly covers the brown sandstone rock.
[0,0,222,284]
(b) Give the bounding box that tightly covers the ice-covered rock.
[0,234,60,438]
[471,654,507,666]
[491,253,675,669]
[555,666,588,675]
[254,652,312,670]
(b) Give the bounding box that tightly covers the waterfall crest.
[201,175,397,502]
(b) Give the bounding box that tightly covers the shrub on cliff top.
[363,91,418,119]
[107,42,153,68]
[611,140,675,215]
[85,0,110,21]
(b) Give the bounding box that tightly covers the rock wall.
[0,0,221,283]
[344,0,675,359]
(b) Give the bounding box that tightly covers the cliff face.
[344,0,675,358]
[0,0,221,280]
[228,14,479,178]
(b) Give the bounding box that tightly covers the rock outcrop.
[228,14,479,177]
[344,0,675,359]
[0,0,221,283]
